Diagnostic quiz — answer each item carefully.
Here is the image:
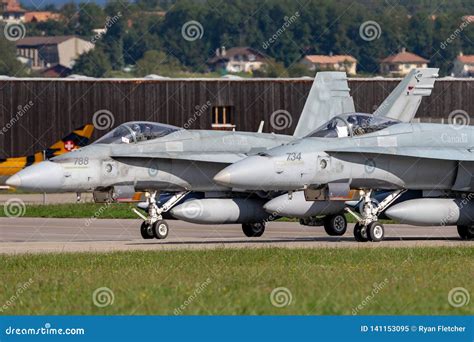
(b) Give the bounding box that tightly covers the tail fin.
[0,124,94,178]
[373,68,439,122]
[293,72,354,137]
[44,124,95,159]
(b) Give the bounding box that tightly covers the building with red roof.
[380,48,429,76]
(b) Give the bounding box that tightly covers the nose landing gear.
[346,189,405,242]
[133,190,189,240]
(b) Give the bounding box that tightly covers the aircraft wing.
[293,72,354,138]
[325,146,474,161]
[111,152,246,164]
[372,68,438,122]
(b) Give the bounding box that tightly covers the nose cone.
[214,155,274,190]
[6,161,64,192]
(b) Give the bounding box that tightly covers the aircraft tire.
[457,225,474,240]
[242,222,265,237]
[323,214,347,236]
[353,223,369,242]
[140,222,154,239]
[367,222,384,242]
[152,220,169,239]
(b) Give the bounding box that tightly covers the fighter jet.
[7,72,356,239]
[213,68,474,242]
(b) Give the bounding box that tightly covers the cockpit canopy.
[94,121,182,144]
[307,113,400,138]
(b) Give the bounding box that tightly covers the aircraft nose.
[6,161,64,192]
[214,156,273,190]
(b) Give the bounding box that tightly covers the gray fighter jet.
[213,68,474,242]
[6,72,356,239]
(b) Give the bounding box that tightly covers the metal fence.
[0,77,473,156]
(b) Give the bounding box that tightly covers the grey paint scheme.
[214,122,474,192]
[170,198,269,224]
[263,190,346,217]
[6,71,355,194]
[11,129,293,193]
[293,72,354,137]
[385,198,474,226]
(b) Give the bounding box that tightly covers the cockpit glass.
[307,113,400,138]
[94,122,182,144]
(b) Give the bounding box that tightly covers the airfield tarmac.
[0,218,471,254]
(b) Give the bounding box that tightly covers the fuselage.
[7,127,293,193]
[214,122,474,192]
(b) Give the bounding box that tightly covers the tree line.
[0,0,473,77]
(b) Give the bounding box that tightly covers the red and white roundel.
[64,140,76,151]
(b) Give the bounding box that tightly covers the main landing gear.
[133,190,189,240]
[299,214,348,236]
[242,222,266,237]
[346,189,406,242]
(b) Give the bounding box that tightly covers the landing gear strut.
[133,190,190,240]
[346,189,405,242]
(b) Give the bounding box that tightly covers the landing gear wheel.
[152,220,169,239]
[353,223,369,242]
[367,222,384,242]
[242,222,265,237]
[323,214,347,236]
[457,225,474,240]
[140,222,154,239]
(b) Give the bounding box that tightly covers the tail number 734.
[286,152,302,161]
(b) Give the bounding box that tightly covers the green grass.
[0,203,138,219]
[0,203,393,223]
[0,248,472,315]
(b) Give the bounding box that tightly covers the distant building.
[15,36,94,77]
[380,48,429,76]
[0,0,25,23]
[24,11,61,23]
[300,54,357,75]
[208,46,266,73]
[452,53,474,77]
